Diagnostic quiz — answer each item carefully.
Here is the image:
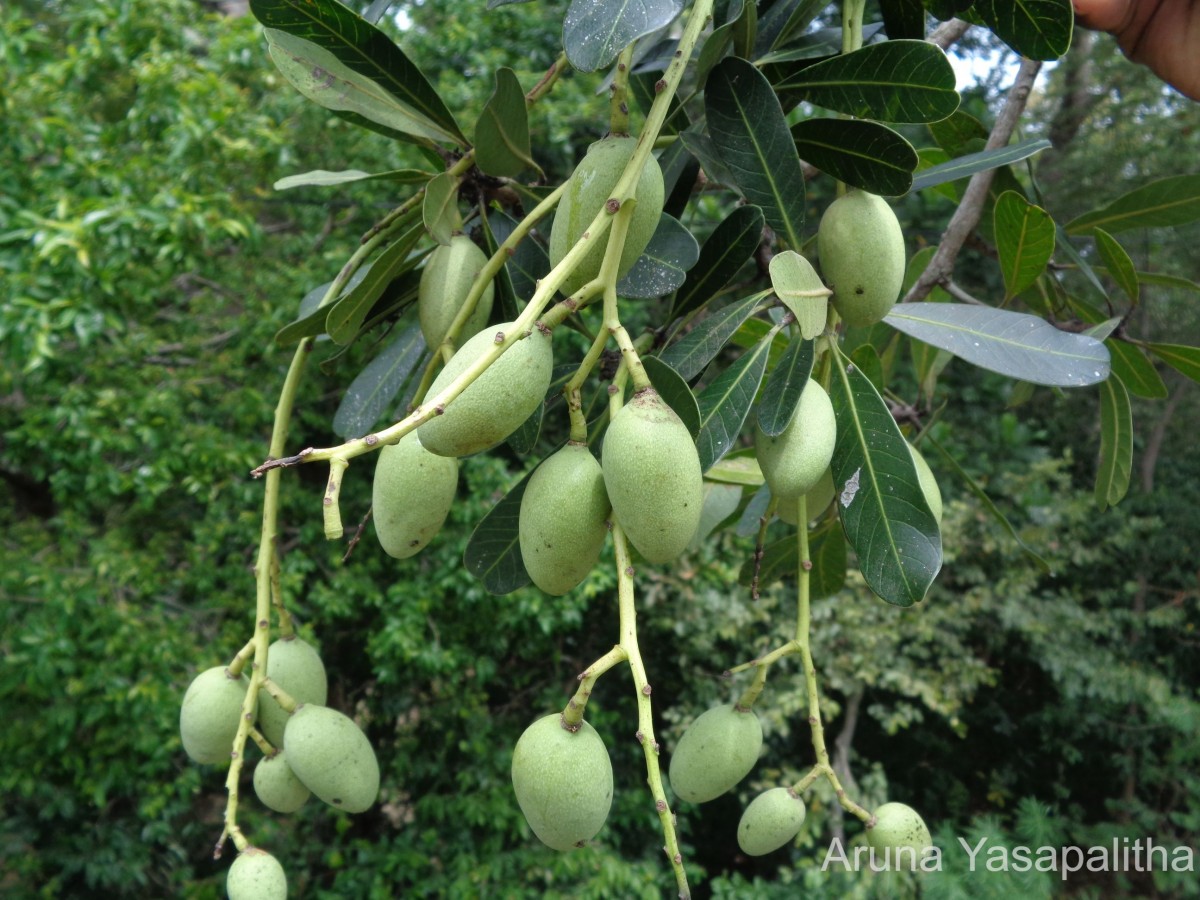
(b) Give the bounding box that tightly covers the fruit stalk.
[562,644,628,729]
[563,325,611,443]
[323,457,348,540]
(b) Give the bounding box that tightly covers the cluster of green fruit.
[178,637,379,898]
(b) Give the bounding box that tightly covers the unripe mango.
[227,848,287,900]
[737,787,807,856]
[418,235,494,350]
[818,190,905,327]
[756,380,836,501]
[253,752,311,814]
[258,638,328,748]
[180,666,248,765]
[418,321,553,458]
[283,705,380,814]
[908,443,942,524]
[511,714,613,851]
[777,467,835,525]
[867,802,933,869]
[668,704,762,803]
[549,136,664,296]
[602,388,702,564]
[519,444,611,595]
[372,430,459,559]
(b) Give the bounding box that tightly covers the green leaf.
[1147,343,1200,384]
[910,138,1052,192]
[642,356,702,439]
[1126,270,1200,294]
[252,0,464,146]
[562,0,684,72]
[974,0,1073,60]
[1106,340,1167,399]
[678,129,739,189]
[1095,374,1133,511]
[695,338,772,472]
[768,250,829,340]
[617,214,701,299]
[792,117,917,197]
[1055,224,1108,300]
[849,342,885,394]
[463,469,533,594]
[737,523,845,597]
[705,57,807,248]
[884,303,1111,387]
[830,352,941,606]
[474,68,540,179]
[273,168,434,190]
[486,210,549,307]
[659,292,767,381]
[506,400,543,456]
[994,191,1055,301]
[708,451,765,487]
[332,321,427,438]
[479,212,522,323]
[776,40,959,124]
[1092,229,1139,304]
[672,206,764,320]
[881,0,927,39]
[326,223,426,345]
[422,172,460,246]
[689,483,744,550]
[277,270,366,345]
[1066,174,1200,235]
[756,337,814,436]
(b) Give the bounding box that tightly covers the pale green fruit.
[755,380,836,501]
[372,430,459,559]
[737,787,807,856]
[418,235,494,350]
[511,714,613,851]
[908,443,942,524]
[519,444,611,595]
[818,190,905,328]
[777,468,835,525]
[418,321,553,458]
[283,705,380,813]
[180,666,248,765]
[227,848,287,900]
[258,638,327,748]
[867,802,933,870]
[253,752,311,814]
[601,388,702,564]
[668,704,762,803]
[549,136,665,296]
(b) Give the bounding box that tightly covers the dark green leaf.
[768,250,829,340]
[326,223,425,345]
[463,470,533,594]
[658,141,702,218]
[689,483,744,549]
[736,483,771,537]
[881,0,927,39]
[642,356,702,438]
[910,138,1052,192]
[617,214,701,299]
[474,68,540,179]
[994,191,1055,301]
[776,40,958,124]
[884,303,1111,387]
[486,210,549,308]
[849,342,885,394]
[1092,229,1139,304]
[1095,374,1133,511]
[738,523,844,595]
[479,212,522,322]
[1055,225,1108,300]
[705,57,807,248]
[422,172,460,246]
[631,72,691,135]
[672,206,764,320]
[562,0,684,72]
[831,353,940,606]
[1127,270,1200,293]
[273,168,433,190]
[926,0,974,20]
[332,321,427,438]
[659,292,767,381]
[678,129,739,189]
[506,399,544,456]
[696,21,737,88]
[1107,340,1167,399]
[928,109,988,155]
[1147,343,1200,384]
[974,0,1073,60]
[1066,174,1200,235]
[792,117,917,197]
[755,0,827,54]
[756,337,814,436]
[695,338,772,471]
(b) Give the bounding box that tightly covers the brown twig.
[928,18,972,50]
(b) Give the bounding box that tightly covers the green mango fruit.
[283,705,380,814]
[867,802,933,869]
[258,638,327,748]
[179,666,248,765]
[372,430,459,559]
[818,190,905,328]
[227,847,287,900]
[737,787,807,856]
[549,136,664,297]
[908,443,942,524]
[418,234,494,350]
[755,380,836,501]
[602,388,702,564]
[418,321,553,458]
[253,751,311,814]
[511,714,613,851]
[519,444,611,595]
[668,704,762,803]
[776,467,835,525]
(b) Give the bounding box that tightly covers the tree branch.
[928,18,972,50]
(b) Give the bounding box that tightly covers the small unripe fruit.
[549,136,665,296]
[418,321,553,458]
[372,430,459,559]
[602,388,702,563]
[283,705,380,814]
[777,468,835,525]
[519,444,611,595]
[867,802,933,870]
[253,752,311,814]
[179,666,248,765]
[511,714,613,851]
[227,848,287,900]
[737,787,807,856]
[756,380,836,501]
[418,235,494,350]
[818,190,905,327]
[908,443,942,524]
[258,638,327,748]
[668,704,762,803]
